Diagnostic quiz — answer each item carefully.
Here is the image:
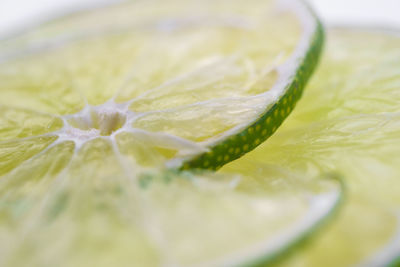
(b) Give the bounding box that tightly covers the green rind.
[181,21,325,171]
[244,173,346,267]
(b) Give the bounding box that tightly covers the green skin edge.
[181,21,325,171]
[245,174,345,267]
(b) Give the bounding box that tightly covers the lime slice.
[225,28,400,266]
[0,0,334,266]
[0,0,323,171]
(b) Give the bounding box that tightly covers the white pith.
[57,101,132,148]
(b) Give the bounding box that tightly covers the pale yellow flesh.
[221,29,400,266]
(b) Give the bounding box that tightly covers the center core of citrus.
[67,105,127,136]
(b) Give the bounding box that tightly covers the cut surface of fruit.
[0,0,331,266]
[0,0,323,171]
[220,28,400,266]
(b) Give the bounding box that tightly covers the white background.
[0,0,399,37]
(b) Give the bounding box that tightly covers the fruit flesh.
[221,28,400,266]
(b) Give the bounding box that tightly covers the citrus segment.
[0,136,58,176]
[0,60,86,114]
[0,106,63,141]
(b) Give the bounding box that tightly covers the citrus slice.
[0,0,333,266]
[223,28,400,266]
[0,0,323,171]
